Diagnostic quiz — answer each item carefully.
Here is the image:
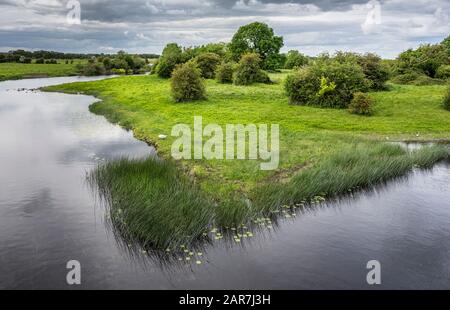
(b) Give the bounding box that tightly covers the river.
[0,76,449,289]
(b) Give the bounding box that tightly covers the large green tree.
[155,43,183,78]
[229,22,284,70]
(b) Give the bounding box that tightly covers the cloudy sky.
[0,0,449,58]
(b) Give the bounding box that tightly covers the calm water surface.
[0,77,449,289]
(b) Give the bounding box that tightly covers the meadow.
[45,72,450,248]
[0,60,86,81]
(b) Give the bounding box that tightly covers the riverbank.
[0,61,86,81]
[43,72,450,248]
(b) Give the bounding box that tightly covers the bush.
[284,50,309,69]
[357,53,390,90]
[436,65,450,79]
[156,43,183,78]
[216,62,234,83]
[35,58,44,64]
[396,44,449,78]
[391,72,445,86]
[391,72,421,84]
[82,62,106,76]
[234,53,271,85]
[194,52,221,79]
[348,92,374,116]
[171,62,205,102]
[444,86,450,111]
[111,68,127,75]
[285,58,368,108]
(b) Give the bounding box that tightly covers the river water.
[0,77,449,289]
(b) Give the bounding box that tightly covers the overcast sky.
[0,0,449,58]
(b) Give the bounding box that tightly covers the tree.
[442,35,450,55]
[234,53,271,86]
[396,44,449,77]
[229,22,284,70]
[194,53,221,79]
[284,50,309,69]
[156,43,183,78]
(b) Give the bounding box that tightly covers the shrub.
[234,53,271,85]
[357,53,390,90]
[390,72,420,84]
[194,52,221,79]
[348,92,374,116]
[285,58,368,108]
[111,68,127,75]
[396,44,449,78]
[444,86,450,111]
[156,43,183,78]
[216,62,234,83]
[391,72,445,86]
[284,50,309,69]
[82,62,106,76]
[35,58,44,64]
[229,22,284,70]
[171,62,205,102]
[436,65,450,79]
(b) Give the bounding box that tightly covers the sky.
[0,0,449,58]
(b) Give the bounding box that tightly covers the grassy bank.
[89,144,449,249]
[44,72,450,248]
[0,61,86,81]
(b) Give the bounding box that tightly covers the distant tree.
[284,50,309,69]
[229,22,284,70]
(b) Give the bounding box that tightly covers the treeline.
[77,51,151,76]
[155,21,449,114]
[0,49,159,64]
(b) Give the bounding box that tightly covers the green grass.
[89,144,449,248]
[0,60,86,81]
[44,73,450,248]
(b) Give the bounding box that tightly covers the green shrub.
[284,50,309,69]
[348,92,374,116]
[285,58,368,108]
[436,65,450,79]
[216,62,234,83]
[410,75,445,86]
[170,62,205,102]
[82,62,106,76]
[111,68,126,75]
[357,53,390,90]
[194,52,221,79]
[444,86,450,111]
[35,58,44,64]
[391,72,420,84]
[156,43,183,78]
[391,72,445,86]
[233,53,271,85]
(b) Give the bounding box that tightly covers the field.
[44,73,450,248]
[0,60,86,81]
